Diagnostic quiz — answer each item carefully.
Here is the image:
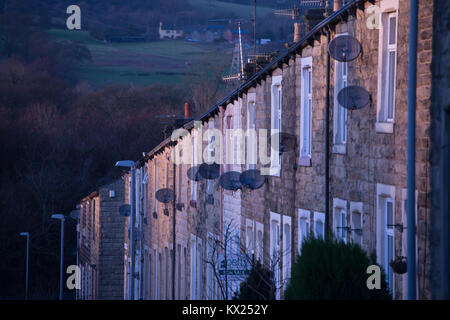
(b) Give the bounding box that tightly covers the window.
[350,202,363,247]
[333,198,347,241]
[334,41,347,151]
[300,57,313,164]
[206,234,218,300]
[196,241,203,299]
[153,249,158,299]
[190,237,196,299]
[247,93,257,170]
[191,137,198,202]
[206,120,215,196]
[283,216,292,288]
[298,209,310,254]
[246,219,254,255]
[376,1,398,133]
[385,199,394,292]
[313,212,325,239]
[376,183,396,295]
[225,115,233,172]
[153,160,158,213]
[270,212,281,299]
[270,75,282,176]
[339,209,347,243]
[255,222,264,262]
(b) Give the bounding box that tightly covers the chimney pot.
[184,102,191,119]
[334,0,342,11]
[294,23,301,43]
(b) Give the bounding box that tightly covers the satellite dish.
[70,210,80,219]
[280,133,297,152]
[187,166,204,181]
[337,86,371,110]
[119,204,131,217]
[199,163,220,180]
[240,169,265,190]
[328,35,362,62]
[219,171,242,191]
[155,188,174,203]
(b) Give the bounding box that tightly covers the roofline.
[138,0,370,167]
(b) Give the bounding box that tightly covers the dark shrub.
[284,237,392,300]
[233,261,276,300]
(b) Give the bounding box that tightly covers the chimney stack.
[294,23,301,42]
[334,0,342,11]
[184,102,191,119]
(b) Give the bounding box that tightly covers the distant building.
[224,29,251,43]
[159,22,184,40]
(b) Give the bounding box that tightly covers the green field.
[48,29,230,89]
[188,0,274,19]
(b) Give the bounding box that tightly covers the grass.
[48,29,230,89]
[188,0,274,19]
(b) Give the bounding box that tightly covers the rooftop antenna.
[222,21,246,83]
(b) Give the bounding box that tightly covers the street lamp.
[51,213,65,300]
[19,232,30,300]
[116,160,136,300]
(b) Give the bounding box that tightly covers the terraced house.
[77,0,448,300]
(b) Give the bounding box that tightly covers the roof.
[137,0,371,167]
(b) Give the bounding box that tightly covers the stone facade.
[77,178,126,300]
[82,0,442,300]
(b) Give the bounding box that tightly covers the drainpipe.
[407,0,418,300]
[325,29,331,239]
[172,159,176,300]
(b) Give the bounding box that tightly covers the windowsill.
[332,144,346,154]
[299,157,311,167]
[375,121,394,134]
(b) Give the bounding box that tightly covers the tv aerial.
[219,171,242,191]
[328,35,362,62]
[240,169,265,190]
[337,85,371,110]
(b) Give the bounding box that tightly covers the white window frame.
[298,209,310,254]
[349,201,363,247]
[206,120,215,196]
[270,211,281,299]
[270,75,282,176]
[247,92,257,170]
[282,216,292,289]
[300,56,313,165]
[376,0,399,133]
[313,212,325,239]
[190,235,197,299]
[246,218,254,255]
[153,159,158,213]
[191,135,198,202]
[196,239,203,300]
[333,33,348,153]
[333,198,347,241]
[376,183,396,295]
[206,233,219,300]
[255,221,264,262]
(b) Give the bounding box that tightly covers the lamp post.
[51,214,65,300]
[19,232,30,300]
[116,160,136,300]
